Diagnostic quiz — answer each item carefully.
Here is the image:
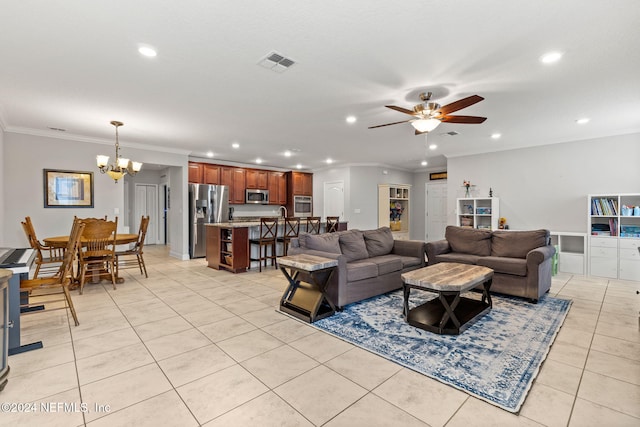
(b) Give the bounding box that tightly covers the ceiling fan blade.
[368,119,413,129]
[436,95,484,116]
[385,105,419,116]
[440,115,487,124]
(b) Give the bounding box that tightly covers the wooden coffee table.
[401,262,494,335]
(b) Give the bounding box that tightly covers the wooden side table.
[278,254,338,323]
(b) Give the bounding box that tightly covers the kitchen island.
[206,219,347,273]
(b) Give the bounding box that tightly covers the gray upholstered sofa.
[426,226,555,302]
[288,227,426,309]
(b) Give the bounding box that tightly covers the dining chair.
[306,217,321,234]
[21,216,64,278]
[249,217,278,272]
[116,215,150,278]
[277,217,300,256]
[19,219,85,326]
[326,216,340,233]
[78,217,118,294]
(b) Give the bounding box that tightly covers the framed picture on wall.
[43,169,94,208]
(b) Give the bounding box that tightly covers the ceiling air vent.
[444,131,459,136]
[258,51,296,73]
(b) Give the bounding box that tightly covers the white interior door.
[426,181,447,242]
[135,184,158,244]
[323,181,344,220]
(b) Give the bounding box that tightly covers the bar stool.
[249,217,278,272]
[306,217,321,234]
[326,216,340,233]
[277,217,300,256]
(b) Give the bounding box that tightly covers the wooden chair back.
[282,217,300,239]
[258,217,278,241]
[306,217,321,234]
[21,216,64,277]
[326,216,340,233]
[134,216,150,251]
[79,217,118,259]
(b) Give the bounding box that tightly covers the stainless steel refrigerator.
[189,184,229,258]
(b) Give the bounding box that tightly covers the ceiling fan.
[369,92,487,135]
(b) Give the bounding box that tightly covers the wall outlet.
[354,208,361,214]
[114,208,120,215]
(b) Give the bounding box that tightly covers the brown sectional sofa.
[288,227,426,309]
[426,226,555,302]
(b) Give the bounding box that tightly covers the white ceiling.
[1,1,639,171]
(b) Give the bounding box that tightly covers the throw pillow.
[339,230,369,262]
[363,227,394,257]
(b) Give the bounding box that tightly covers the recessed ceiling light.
[138,46,157,57]
[296,164,302,169]
[255,158,263,164]
[346,116,357,124]
[491,133,501,139]
[421,160,428,166]
[232,142,240,149]
[206,151,214,158]
[576,118,590,125]
[540,51,562,64]
[429,144,437,150]
[284,150,292,157]
[326,158,333,164]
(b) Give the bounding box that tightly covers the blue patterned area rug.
[312,290,571,413]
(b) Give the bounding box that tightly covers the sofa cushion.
[491,229,549,259]
[445,226,492,256]
[396,255,423,269]
[298,232,341,254]
[363,227,394,257]
[339,230,369,262]
[368,255,403,275]
[434,253,483,265]
[477,256,527,276]
[346,260,378,281]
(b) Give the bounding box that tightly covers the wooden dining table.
[43,233,138,285]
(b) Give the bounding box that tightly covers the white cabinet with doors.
[588,193,640,281]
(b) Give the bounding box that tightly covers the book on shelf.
[591,198,619,216]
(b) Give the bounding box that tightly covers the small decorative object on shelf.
[499,217,508,230]
[463,180,475,197]
[489,188,493,197]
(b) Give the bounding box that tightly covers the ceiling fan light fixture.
[411,118,441,133]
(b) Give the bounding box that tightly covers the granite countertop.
[206,218,347,228]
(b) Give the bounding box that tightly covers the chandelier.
[96,121,142,183]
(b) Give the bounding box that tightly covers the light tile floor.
[4,246,640,426]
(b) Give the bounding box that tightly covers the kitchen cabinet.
[246,169,268,190]
[268,172,287,205]
[290,172,313,196]
[203,164,221,184]
[188,162,203,183]
[220,167,246,204]
[207,225,249,273]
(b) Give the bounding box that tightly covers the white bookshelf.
[588,193,640,281]
[550,232,587,275]
[379,184,410,240]
[456,198,499,230]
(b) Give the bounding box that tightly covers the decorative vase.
[465,187,471,197]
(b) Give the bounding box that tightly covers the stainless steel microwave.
[245,189,269,204]
[293,195,312,216]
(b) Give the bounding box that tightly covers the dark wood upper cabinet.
[203,164,221,184]
[188,162,204,183]
[267,172,287,205]
[291,172,313,196]
[246,169,268,189]
[220,166,245,204]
